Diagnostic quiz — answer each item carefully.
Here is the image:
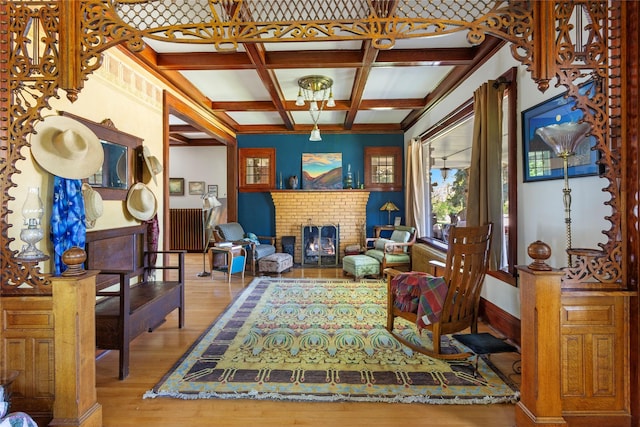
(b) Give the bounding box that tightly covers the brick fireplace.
[270,190,370,265]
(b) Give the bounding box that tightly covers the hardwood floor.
[96,253,520,427]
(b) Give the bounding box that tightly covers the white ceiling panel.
[354,110,413,124]
[227,111,284,125]
[363,66,452,100]
[181,69,272,101]
[263,40,361,51]
[291,110,346,126]
[393,30,474,49]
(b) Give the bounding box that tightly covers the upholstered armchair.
[213,222,276,275]
[364,225,416,272]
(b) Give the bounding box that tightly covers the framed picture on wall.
[169,178,184,196]
[207,184,218,197]
[189,181,205,195]
[522,80,600,182]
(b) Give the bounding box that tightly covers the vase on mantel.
[288,176,298,189]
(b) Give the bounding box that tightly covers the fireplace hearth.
[302,224,339,266]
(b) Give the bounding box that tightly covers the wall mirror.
[60,111,142,200]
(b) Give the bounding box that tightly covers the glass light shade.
[22,186,44,226]
[16,187,48,261]
[440,167,450,180]
[295,89,305,106]
[309,125,322,141]
[535,122,591,156]
[309,101,319,112]
[326,91,335,107]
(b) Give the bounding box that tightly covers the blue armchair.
[213,222,276,275]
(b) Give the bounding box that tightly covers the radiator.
[170,208,204,252]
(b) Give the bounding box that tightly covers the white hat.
[126,182,157,221]
[81,183,104,229]
[142,146,163,185]
[30,115,104,179]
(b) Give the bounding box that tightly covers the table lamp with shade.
[379,201,399,226]
[534,121,591,267]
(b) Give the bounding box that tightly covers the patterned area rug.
[144,278,519,404]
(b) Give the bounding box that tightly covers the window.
[364,146,402,191]
[239,147,275,192]
[422,69,517,284]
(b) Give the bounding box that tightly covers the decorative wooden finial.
[61,247,87,276]
[527,240,552,271]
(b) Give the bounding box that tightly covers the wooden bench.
[86,224,185,380]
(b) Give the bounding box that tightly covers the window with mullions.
[527,150,552,178]
[239,147,275,192]
[364,146,402,191]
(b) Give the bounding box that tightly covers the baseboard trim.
[479,298,521,348]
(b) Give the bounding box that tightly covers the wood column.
[516,266,567,427]
[49,271,102,427]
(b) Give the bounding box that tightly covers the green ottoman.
[343,255,380,280]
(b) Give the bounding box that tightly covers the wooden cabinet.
[1,272,103,427]
[516,266,634,427]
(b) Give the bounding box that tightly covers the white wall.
[169,145,228,209]
[405,45,611,319]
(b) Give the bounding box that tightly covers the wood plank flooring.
[96,253,520,427]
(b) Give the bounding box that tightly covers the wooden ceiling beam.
[235,123,403,134]
[344,39,379,129]
[154,47,475,71]
[243,43,295,130]
[375,47,474,66]
[169,137,224,147]
[156,51,254,70]
[210,98,424,111]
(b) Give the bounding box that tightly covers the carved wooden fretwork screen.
[0,1,625,293]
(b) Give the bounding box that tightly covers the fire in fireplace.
[302,224,339,266]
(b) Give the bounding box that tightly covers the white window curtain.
[405,138,427,237]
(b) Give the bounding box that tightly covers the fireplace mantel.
[271,190,370,264]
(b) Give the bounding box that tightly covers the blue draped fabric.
[50,176,86,276]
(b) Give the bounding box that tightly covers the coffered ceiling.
[129,28,504,169]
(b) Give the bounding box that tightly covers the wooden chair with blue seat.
[364,225,416,272]
[385,223,493,360]
[213,222,276,275]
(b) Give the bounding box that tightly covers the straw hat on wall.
[126,182,157,221]
[142,146,163,185]
[81,183,104,229]
[30,115,104,179]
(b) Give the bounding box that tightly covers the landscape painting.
[302,153,343,190]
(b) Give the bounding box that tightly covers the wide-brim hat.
[126,182,157,221]
[30,115,104,179]
[81,183,104,229]
[142,146,163,185]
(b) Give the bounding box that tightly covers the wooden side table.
[374,225,395,238]
[209,245,246,283]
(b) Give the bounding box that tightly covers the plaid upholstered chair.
[213,222,276,275]
[385,223,493,360]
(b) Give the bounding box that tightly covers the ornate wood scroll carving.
[0,1,625,293]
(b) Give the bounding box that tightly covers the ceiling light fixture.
[440,157,451,180]
[295,75,335,141]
